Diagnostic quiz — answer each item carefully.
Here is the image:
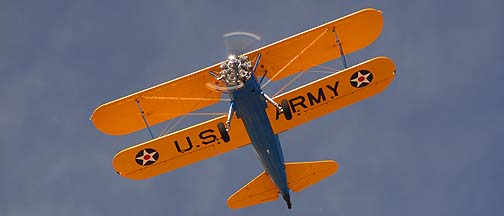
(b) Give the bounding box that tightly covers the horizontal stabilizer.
[227,160,338,209]
[227,171,279,209]
[285,160,339,192]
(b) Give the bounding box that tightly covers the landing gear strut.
[263,94,293,120]
[217,122,230,142]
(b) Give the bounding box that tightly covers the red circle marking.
[358,77,365,82]
[143,155,151,160]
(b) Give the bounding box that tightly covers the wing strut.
[135,99,155,139]
[333,27,348,69]
[254,53,268,85]
[252,53,262,73]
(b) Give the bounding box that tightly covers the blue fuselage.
[229,76,290,200]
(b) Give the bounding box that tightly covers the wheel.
[217,122,230,142]
[281,99,293,120]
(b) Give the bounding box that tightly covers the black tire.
[281,99,293,120]
[217,122,230,142]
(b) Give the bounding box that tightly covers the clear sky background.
[1,0,503,215]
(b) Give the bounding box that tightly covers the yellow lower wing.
[112,57,395,180]
[112,115,249,180]
[269,56,396,133]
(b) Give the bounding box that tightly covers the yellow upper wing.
[91,8,383,136]
[91,64,223,136]
[112,57,395,180]
[248,8,383,81]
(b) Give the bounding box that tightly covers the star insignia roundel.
[350,70,373,88]
[135,148,159,166]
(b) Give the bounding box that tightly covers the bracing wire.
[261,28,329,89]
[273,71,306,97]
[270,61,342,97]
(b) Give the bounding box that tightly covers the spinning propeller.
[223,32,261,56]
[206,32,262,92]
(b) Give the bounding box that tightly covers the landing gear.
[280,99,292,120]
[263,92,283,111]
[217,122,230,142]
[263,93,293,120]
[225,102,235,131]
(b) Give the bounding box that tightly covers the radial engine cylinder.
[218,55,253,87]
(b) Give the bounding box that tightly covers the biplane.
[91,8,396,209]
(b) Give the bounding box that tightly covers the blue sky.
[1,0,503,215]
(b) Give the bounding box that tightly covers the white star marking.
[351,71,371,88]
[136,150,157,165]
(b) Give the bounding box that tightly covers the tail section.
[227,160,338,209]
